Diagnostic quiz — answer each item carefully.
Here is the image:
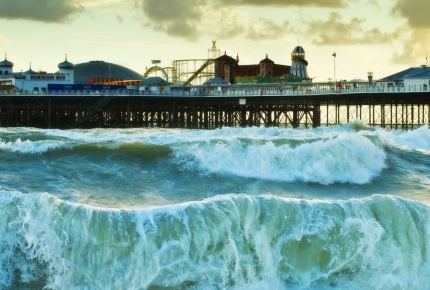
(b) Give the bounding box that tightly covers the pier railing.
[0,82,428,97]
[1,82,429,130]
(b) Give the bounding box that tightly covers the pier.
[1,82,429,130]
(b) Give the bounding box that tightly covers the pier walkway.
[1,82,429,130]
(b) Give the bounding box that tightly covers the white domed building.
[14,56,75,92]
[0,54,14,78]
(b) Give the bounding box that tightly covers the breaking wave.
[0,191,429,289]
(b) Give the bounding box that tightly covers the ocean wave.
[385,125,430,152]
[0,138,69,154]
[172,133,386,184]
[0,191,429,289]
[41,121,372,145]
[0,136,173,158]
[1,121,422,152]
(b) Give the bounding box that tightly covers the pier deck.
[1,83,429,130]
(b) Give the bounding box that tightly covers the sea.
[1,119,430,290]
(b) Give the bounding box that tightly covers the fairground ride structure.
[143,41,221,85]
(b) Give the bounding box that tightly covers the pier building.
[74,61,144,84]
[13,56,75,92]
[377,65,430,91]
[0,54,15,90]
[214,52,291,84]
[4,55,145,92]
[0,54,13,77]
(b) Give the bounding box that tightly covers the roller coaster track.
[183,59,214,85]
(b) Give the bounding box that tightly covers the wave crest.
[173,133,386,184]
[1,192,429,289]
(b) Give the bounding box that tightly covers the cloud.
[0,0,84,23]
[393,0,430,28]
[391,28,430,65]
[134,0,325,41]
[305,12,402,46]
[245,19,294,40]
[215,0,343,8]
[389,0,430,65]
[201,7,296,41]
[134,0,204,41]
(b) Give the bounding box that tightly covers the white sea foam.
[0,138,68,153]
[1,191,429,289]
[173,133,386,184]
[42,122,364,145]
[388,125,430,151]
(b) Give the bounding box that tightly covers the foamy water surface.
[1,121,430,289]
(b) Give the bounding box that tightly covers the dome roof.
[24,63,36,74]
[293,46,305,53]
[142,76,168,86]
[0,55,13,68]
[74,61,144,84]
[202,77,228,85]
[25,68,37,74]
[58,59,75,69]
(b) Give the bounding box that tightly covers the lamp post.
[332,52,336,82]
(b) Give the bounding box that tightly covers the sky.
[0,0,429,82]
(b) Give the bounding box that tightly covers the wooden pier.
[0,89,429,130]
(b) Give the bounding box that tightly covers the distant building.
[2,53,145,91]
[213,52,291,84]
[13,56,75,92]
[377,65,430,90]
[73,61,144,84]
[0,54,15,90]
[138,76,170,94]
[0,54,13,77]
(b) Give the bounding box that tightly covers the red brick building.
[214,52,290,84]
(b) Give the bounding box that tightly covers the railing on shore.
[0,82,428,97]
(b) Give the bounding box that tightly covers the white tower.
[290,46,308,78]
[0,53,14,78]
[58,55,75,83]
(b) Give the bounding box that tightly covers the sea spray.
[1,191,430,289]
[173,133,386,184]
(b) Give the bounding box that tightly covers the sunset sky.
[0,0,429,82]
